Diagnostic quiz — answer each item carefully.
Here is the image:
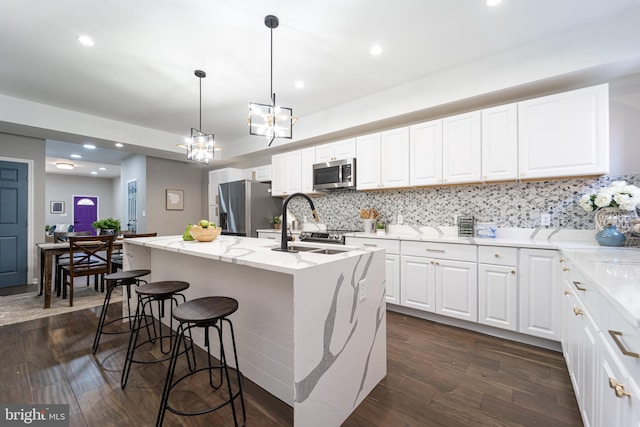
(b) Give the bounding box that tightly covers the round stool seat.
[173,296,238,326]
[136,280,189,298]
[104,269,151,281]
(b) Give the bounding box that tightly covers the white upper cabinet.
[301,147,316,194]
[518,83,609,179]
[208,168,241,205]
[315,138,356,163]
[356,133,382,190]
[481,103,518,182]
[442,111,482,184]
[410,120,443,186]
[271,151,302,196]
[380,128,410,188]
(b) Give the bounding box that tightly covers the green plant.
[376,221,385,229]
[45,224,50,232]
[92,217,121,232]
[271,216,281,225]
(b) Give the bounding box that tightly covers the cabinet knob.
[430,261,435,265]
[559,258,566,263]
[494,253,500,258]
[510,270,516,275]
[563,290,571,296]
[573,307,583,316]
[562,267,569,272]
[609,378,632,399]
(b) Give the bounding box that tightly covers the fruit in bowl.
[189,221,221,242]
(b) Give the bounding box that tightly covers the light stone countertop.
[124,234,381,275]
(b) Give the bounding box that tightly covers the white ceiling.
[2,0,640,175]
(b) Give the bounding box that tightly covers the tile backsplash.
[284,174,640,231]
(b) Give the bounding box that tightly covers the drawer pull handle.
[363,243,378,247]
[609,378,632,398]
[572,281,586,291]
[573,307,583,316]
[426,249,445,253]
[609,330,640,358]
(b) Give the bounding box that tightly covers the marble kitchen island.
[123,235,387,427]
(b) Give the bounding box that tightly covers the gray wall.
[44,174,115,227]
[0,132,46,284]
[145,157,204,236]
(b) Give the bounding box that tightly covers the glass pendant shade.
[186,128,214,164]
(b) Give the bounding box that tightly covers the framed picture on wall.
[166,189,184,210]
[50,201,65,214]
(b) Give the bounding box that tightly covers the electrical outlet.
[540,213,551,226]
[358,280,367,302]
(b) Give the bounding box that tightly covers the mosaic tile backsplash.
[284,174,640,231]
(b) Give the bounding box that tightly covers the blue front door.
[0,160,28,288]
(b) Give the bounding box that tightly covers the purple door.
[73,196,98,235]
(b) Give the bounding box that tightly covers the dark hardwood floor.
[0,302,582,426]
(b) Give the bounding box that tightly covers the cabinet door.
[410,120,443,186]
[442,111,481,184]
[598,335,640,427]
[481,103,518,182]
[356,133,382,190]
[435,259,478,322]
[478,264,518,331]
[518,84,609,179]
[519,249,561,340]
[334,138,356,160]
[208,170,220,205]
[315,144,335,163]
[380,128,410,188]
[254,164,272,182]
[400,255,435,312]
[284,151,302,195]
[271,154,286,196]
[208,205,219,225]
[301,148,316,194]
[385,254,400,305]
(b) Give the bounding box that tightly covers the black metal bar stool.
[92,269,151,354]
[121,280,191,389]
[156,296,246,427]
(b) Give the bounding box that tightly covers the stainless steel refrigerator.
[218,180,281,237]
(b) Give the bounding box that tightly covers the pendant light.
[185,69,214,164]
[248,15,297,147]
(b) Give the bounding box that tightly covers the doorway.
[0,160,28,288]
[73,196,98,234]
[127,180,137,233]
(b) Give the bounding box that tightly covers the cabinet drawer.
[478,246,518,266]
[345,237,400,254]
[599,297,640,381]
[402,241,477,262]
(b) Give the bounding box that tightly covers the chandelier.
[248,15,297,147]
[185,70,214,164]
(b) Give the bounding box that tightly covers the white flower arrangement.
[578,181,640,212]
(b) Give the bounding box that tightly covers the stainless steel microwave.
[313,158,356,190]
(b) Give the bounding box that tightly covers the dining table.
[36,239,123,309]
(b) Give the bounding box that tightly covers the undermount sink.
[286,245,351,255]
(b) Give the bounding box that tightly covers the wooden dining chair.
[111,232,157,270]
[53,231,92,295]
[61,235,114,307]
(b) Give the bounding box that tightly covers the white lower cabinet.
[345,237,400,305]
[518,248,561,341]
[435,258,477,322]
[400,255,435,312]
[478,246,518,332]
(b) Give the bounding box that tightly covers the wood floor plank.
[0,302,582,426]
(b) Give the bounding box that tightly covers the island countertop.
[124,234,383,274]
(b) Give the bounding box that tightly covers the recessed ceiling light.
[78,35,94,47]
[70,154,82,159]
[486,0,502,6]
[115,143,123,148]
[99,167,107,171]
[83,144,96,149]
[370,45,382,56]
[295,81,304,89]
[90,171,98,175]
[56,162,75,170]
